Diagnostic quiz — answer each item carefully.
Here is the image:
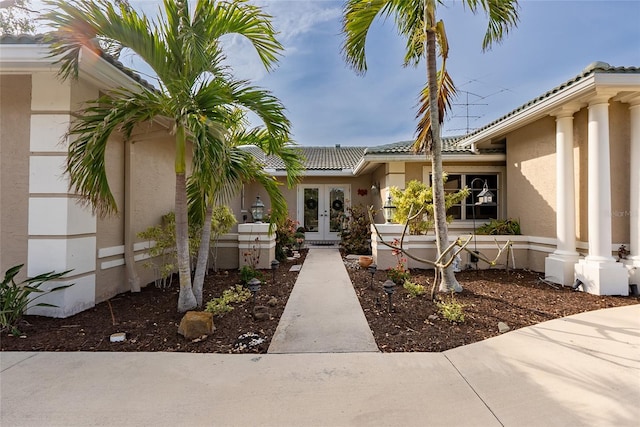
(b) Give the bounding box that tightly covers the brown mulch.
[1,250,308,354]
[2,248,638,353]
[345,262,639,352]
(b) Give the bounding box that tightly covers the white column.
[26,73,97,318]
[625,101,640,288]
[575,94,628,295]
[238,223,276,270]
[545,111,579,285]
[629,102,640,261]
[586,98,615,262]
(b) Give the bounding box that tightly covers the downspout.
[124,139,141,292]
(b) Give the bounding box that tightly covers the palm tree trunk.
[425,16,462,293]
[175,126,197,312]
[192,201,214,307]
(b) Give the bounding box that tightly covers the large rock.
[178,311,215,340]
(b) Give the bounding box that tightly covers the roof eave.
[352,152,505,175]
[271,169,355,177]
[457,74,598,148]
[78,46,148,93]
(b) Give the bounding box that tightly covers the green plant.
[390,179,469,235]
[339,204,372,254]
[208,205,237,272]
[205,285,252,317]
[476,218,522,235]
[436,293,465,323]
[403,280,426,298]
[387,265,410,285]
[386,241,410,285]
[268,216,299,261]
[239,265,263,285]
[138,212,200,288]
[1,264,73,335]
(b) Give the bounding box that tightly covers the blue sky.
[219,0,640,147]
[34,0,640,147]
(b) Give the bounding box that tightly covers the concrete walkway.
[2,305,638,426]
[268,248,378,353]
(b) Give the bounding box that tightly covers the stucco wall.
[609,101,631,244]
[574,102,631,246]
[0,75,31,278]
[95,135,127,301]
[574,107,589,243]
[130,128,184,287]
[506,116,556,238]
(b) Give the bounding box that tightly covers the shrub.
[436,293,465,323]
[1,264,73,335]
[387,241,410,285]
[208,205,237,272]
[339,204,371,254]
[390,179,469,235]
[267,216,298,262]
[476,218,522,235]
[137,212,200,288]
[403,280,426,298]
[205,285,252,317]
[239,265,263,285]
[387,266,410,285]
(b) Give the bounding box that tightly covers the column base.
[544,253,579,286]
[574,259,629,296]
[621,257,640,289]
[238,223,276,270]
[26,274,96,318]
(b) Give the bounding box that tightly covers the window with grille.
[431,174,499,220]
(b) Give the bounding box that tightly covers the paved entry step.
[268,248,379,354]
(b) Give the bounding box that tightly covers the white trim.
[29,155,68,194]
[27,236,97,277]
[134,253,152,262]
[28,197,96,236]
[98,241,154,258]
[98,245,125,258]
[101,258,125,270]
[30,114,71,152]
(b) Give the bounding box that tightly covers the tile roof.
[266,146,366,170]
[364,137,472,155]
[0,33,157,91]
[458,62,640,143]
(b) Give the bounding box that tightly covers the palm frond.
[341,0,388,74]
[65,88,169,216]
[200,0,283,70]
[414,68,456,153]
[463,0,520,50]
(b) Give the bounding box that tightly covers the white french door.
[298,184,350,241]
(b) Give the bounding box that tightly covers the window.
[432,174,499,220]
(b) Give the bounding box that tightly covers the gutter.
[352,153,506,175]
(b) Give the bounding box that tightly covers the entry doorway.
[297,184,350,242]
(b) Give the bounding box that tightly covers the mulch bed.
[344,260,640,352]
[2,248,638,354]
[1,251,308,353]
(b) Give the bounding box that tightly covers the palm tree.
[342,0,519,292]
[43,0,291,311]
[189,110,302,307]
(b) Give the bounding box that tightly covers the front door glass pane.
[328,187,345,233]
[303,188,319,232]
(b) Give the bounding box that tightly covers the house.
[244,62,640,296]
[1,35,638,319]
